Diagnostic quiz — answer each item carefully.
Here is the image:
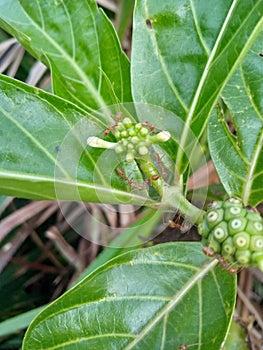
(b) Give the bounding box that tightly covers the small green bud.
[138,145,149,156]
[140,127,149,137]
[116,123,125,131]
[123,117,133,128]
[131,136,140,144]
[129,129,136,137]
[135,123,142,131]
[121,130,128,138]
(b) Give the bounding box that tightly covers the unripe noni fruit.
[198,198,263,271]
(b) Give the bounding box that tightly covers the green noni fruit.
[198,198,263,271]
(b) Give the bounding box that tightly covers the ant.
[153,152,167,178]
[104,112,123,136]
[116,168,160,190]
[116,168,148,190]
[168,217,191,233]
[202,247,242,274]
[141,121,159,134]
[179,345,188,350]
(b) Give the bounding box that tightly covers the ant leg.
[168,219,191,232]
[153,152,167,178]
[104,112,123,136]
[202,247,241,274]
[141,121,159,134]
[116,168,148,190]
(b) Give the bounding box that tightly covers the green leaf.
[0,74,150,204]
[23,242,236,350]
[0,210,161,338]
[131,0,263,172]
[75,209,163,284]
[0,0,132,112]
[208,34,263,206]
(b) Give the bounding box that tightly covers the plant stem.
[136,155,204,226]
[161,185,205,225]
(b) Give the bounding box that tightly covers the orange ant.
[116,168,160,190]
[141,121,159,134]
[116,168,148,190]
[104,112,123,136]
[151,174,160,181]
[179,345,187,350]
[153,152,167,178]
[168,218,191,233]
[202,247,242,274]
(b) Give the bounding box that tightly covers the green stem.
[161,185,205,225]
[136,156,164,196]
[136,156,204,226]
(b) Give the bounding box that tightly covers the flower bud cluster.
[87,117,171,162]
[198,198,263,271]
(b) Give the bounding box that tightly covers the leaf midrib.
[176,0,263,169]
[0,169,151,203]
[124,259,218,350]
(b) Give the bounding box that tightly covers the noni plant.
[0,1,262,349]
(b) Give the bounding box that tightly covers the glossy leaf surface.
[208,34,263,206]
[131,0,263,172]
[0,0,132,112]
[23,242,236,350]
[0,75,149,204]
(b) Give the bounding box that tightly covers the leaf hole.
[259,52,263,57]
[145,18,153,30]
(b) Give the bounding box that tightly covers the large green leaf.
[22,242,236,350]
[131,0,263,172]
[208,34,263,206]
[0,210,161,339]
[0,0,132,112]
[0,74,150,204]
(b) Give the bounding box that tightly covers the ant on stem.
[116,168,148,190]
[141,121,159,134]
[104,112,123,136]
[168,214,191,233]
[116,168,160,190]
[153,152,167,178]
[202,247,242,274]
